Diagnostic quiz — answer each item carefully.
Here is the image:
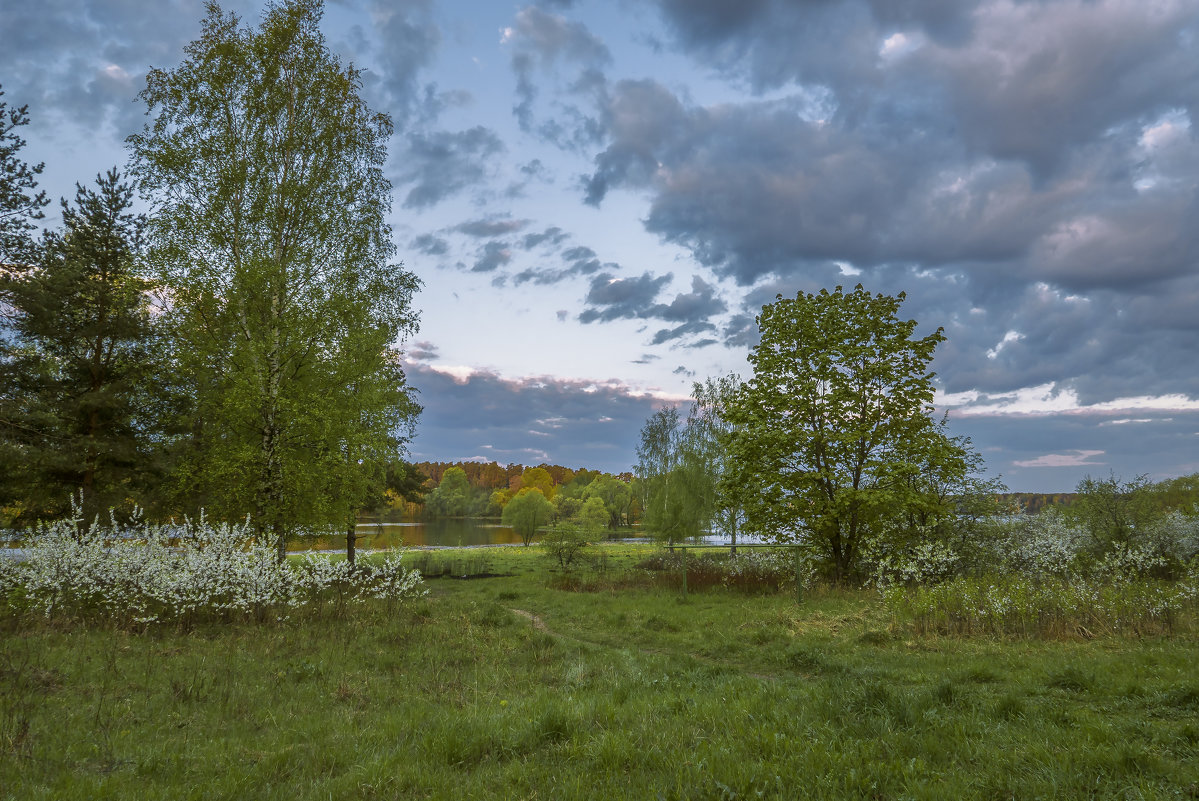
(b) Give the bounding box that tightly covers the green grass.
[3,544,1198,799]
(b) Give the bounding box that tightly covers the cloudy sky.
[4,0,1199,490]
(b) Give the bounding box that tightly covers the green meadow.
[3,544,1198,800]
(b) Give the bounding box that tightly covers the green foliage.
[727,285,967,583]
[1067,473,1166,551]
[636,406,710,544]
[576,496,609,535]
[1151,473,1199,515]
[580,474,632,529]
[0,83,48,263]
[127,0,419,551]
[425,467,472,518]
[502,487,554,546]
[690,374,746,544]
[1,170,159,522]
[384,461,427,506]
[518,466,555,500]
[541,523,590,569]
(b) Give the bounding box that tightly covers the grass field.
[2,544,1198,799]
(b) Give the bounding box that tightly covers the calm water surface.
[288,512,524,552]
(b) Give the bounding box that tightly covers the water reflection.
[287,514,524,552]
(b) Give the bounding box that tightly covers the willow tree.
[636,406,711,545]
[128,0,420,558]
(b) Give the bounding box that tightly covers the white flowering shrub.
[886,567,1199,637]
[0,501,425,627]
[991,510,1093,578]
[868,537,963,589]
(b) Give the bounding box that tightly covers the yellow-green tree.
[727,285,966,583]
[502,487,553,546]
[519,466,555,500]
[128,0,420,557]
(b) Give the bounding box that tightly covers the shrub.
[884,567,1199,637]
[0,500,425,627]
[541,523,590,569]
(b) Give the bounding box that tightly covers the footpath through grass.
[3,544,1198,800]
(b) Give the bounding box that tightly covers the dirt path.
[508,608,549,631]
[507,607,777,682]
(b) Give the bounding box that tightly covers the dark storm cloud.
[520,227,569,250]
[578,271,672,323]
[404,364,661,473]
[397,126,505,209]
[454,217,530,238]
[406,340,439,362]
[650,1,1198,175]
[567,0,1199,406]
[583,83,1068,280]
[411,234,448,256]
[504,5,611,136]
[650,321,717,345]
[471,241,512,273]
[0,0,253,141]
[369,0,443,126]
[511,245,608,286]
[578,271,728,337]
[646,276,727,322]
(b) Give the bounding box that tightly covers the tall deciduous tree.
[128,0,420,557]
[502,487,554,546]
[425,466,472,518]
[727,285,965,583]
[636,406,710,545]
[1,170,156,522]
[690,374,747,551]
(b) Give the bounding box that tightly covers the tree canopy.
[127,0,419,554]
[727,285,967,582]
[0,84,48,265]
[0,170,156,522]
[502,488,554,546]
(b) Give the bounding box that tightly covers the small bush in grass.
[541,523,590,570]
[635,547,812,594]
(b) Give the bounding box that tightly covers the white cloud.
[943,382,1199,417]
[985,329,1024,360]
[1013,449,1105,468]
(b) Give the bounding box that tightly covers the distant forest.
[386,467,1199,524]
[386,461,638,524]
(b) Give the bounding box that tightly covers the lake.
[289,513,526,552]
[2,511,747,556]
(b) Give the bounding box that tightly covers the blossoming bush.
[877,508,1199,635]
[886,568,1199,637]
[871,508,1199,588]
[637,548,814,594]
[0,502,425,627]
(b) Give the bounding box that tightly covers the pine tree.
[0,169,155,522]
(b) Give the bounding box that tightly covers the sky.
[3,0,1199,491]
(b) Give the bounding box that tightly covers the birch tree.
[128,0,420,557]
